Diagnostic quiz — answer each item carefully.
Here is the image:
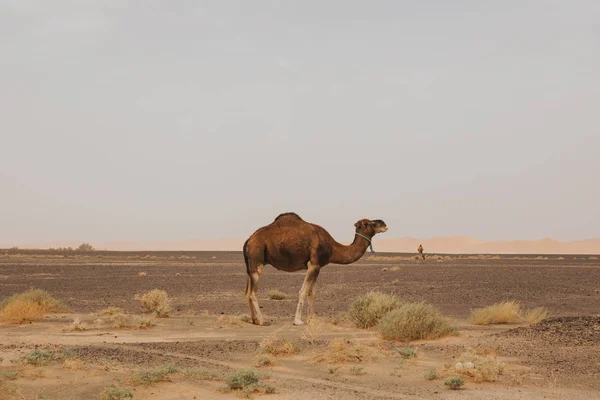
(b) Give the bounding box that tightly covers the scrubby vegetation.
[99,385,134,400]
[312,338,369,364]
[130,363,178,386]
[445,376,465,390]
[349,291,403,329]
[135,289,172,318]
[267,289,286,300]
[223,369,275,397]
[377,302,455,341]
[259,337,298,356]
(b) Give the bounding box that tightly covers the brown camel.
[243,212,388,325]
[418,244,425,259]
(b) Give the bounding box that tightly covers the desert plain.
[1,250,599,399]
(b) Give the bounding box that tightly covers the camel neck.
[355,232,374,252]
[329,234,371,265]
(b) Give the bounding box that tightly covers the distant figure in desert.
[418,244,425,260]
[243,212,388,326]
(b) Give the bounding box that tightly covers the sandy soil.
[1,251,599,399]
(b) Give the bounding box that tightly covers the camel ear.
[355,221,368,229]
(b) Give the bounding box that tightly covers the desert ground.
[1,250,599,400]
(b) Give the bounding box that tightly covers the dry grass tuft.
[217,314,249,328]
[302,317,324,344]
[259,337,298,356]
[424,369,439,380]
[469,301,521,325]
[67,317,86,332]
[312,338,369,364]
[524,307,549,324]
[109,313,134,329]
[470,301,550,325]
[135,289,172,318]
[135,315,156,329]
[349,291,403,329]
[254,354,275,368]
[62,359,85,371]
[267,289,286,300]
[99,385,134,400]
[443,350,507,383]
[377,302,456,341]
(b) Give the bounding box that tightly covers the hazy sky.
[2,0,599,245]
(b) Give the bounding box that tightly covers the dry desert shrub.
[312,338,369,364]
[259,337,298,356]
[377,302,456,341]
[0,299,45,324]
[0,289,67,324]
[267,289,286,300]
[469,301,549,325]
[349,291,404,329]
[135,289,172,318]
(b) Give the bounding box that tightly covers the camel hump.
[273,212,303,222]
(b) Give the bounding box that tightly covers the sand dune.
[375,237,600,255]
[6,236,600,255]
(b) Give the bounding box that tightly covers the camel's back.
[246,213,327,269]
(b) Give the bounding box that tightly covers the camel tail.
[243,239,250,296]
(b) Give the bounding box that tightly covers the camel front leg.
[293,263,319,325]
[246,267,268,326]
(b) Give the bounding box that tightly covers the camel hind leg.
[293,262,319,325]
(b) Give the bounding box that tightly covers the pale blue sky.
[1,0,599,245]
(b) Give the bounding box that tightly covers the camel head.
[354,218,388,238]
